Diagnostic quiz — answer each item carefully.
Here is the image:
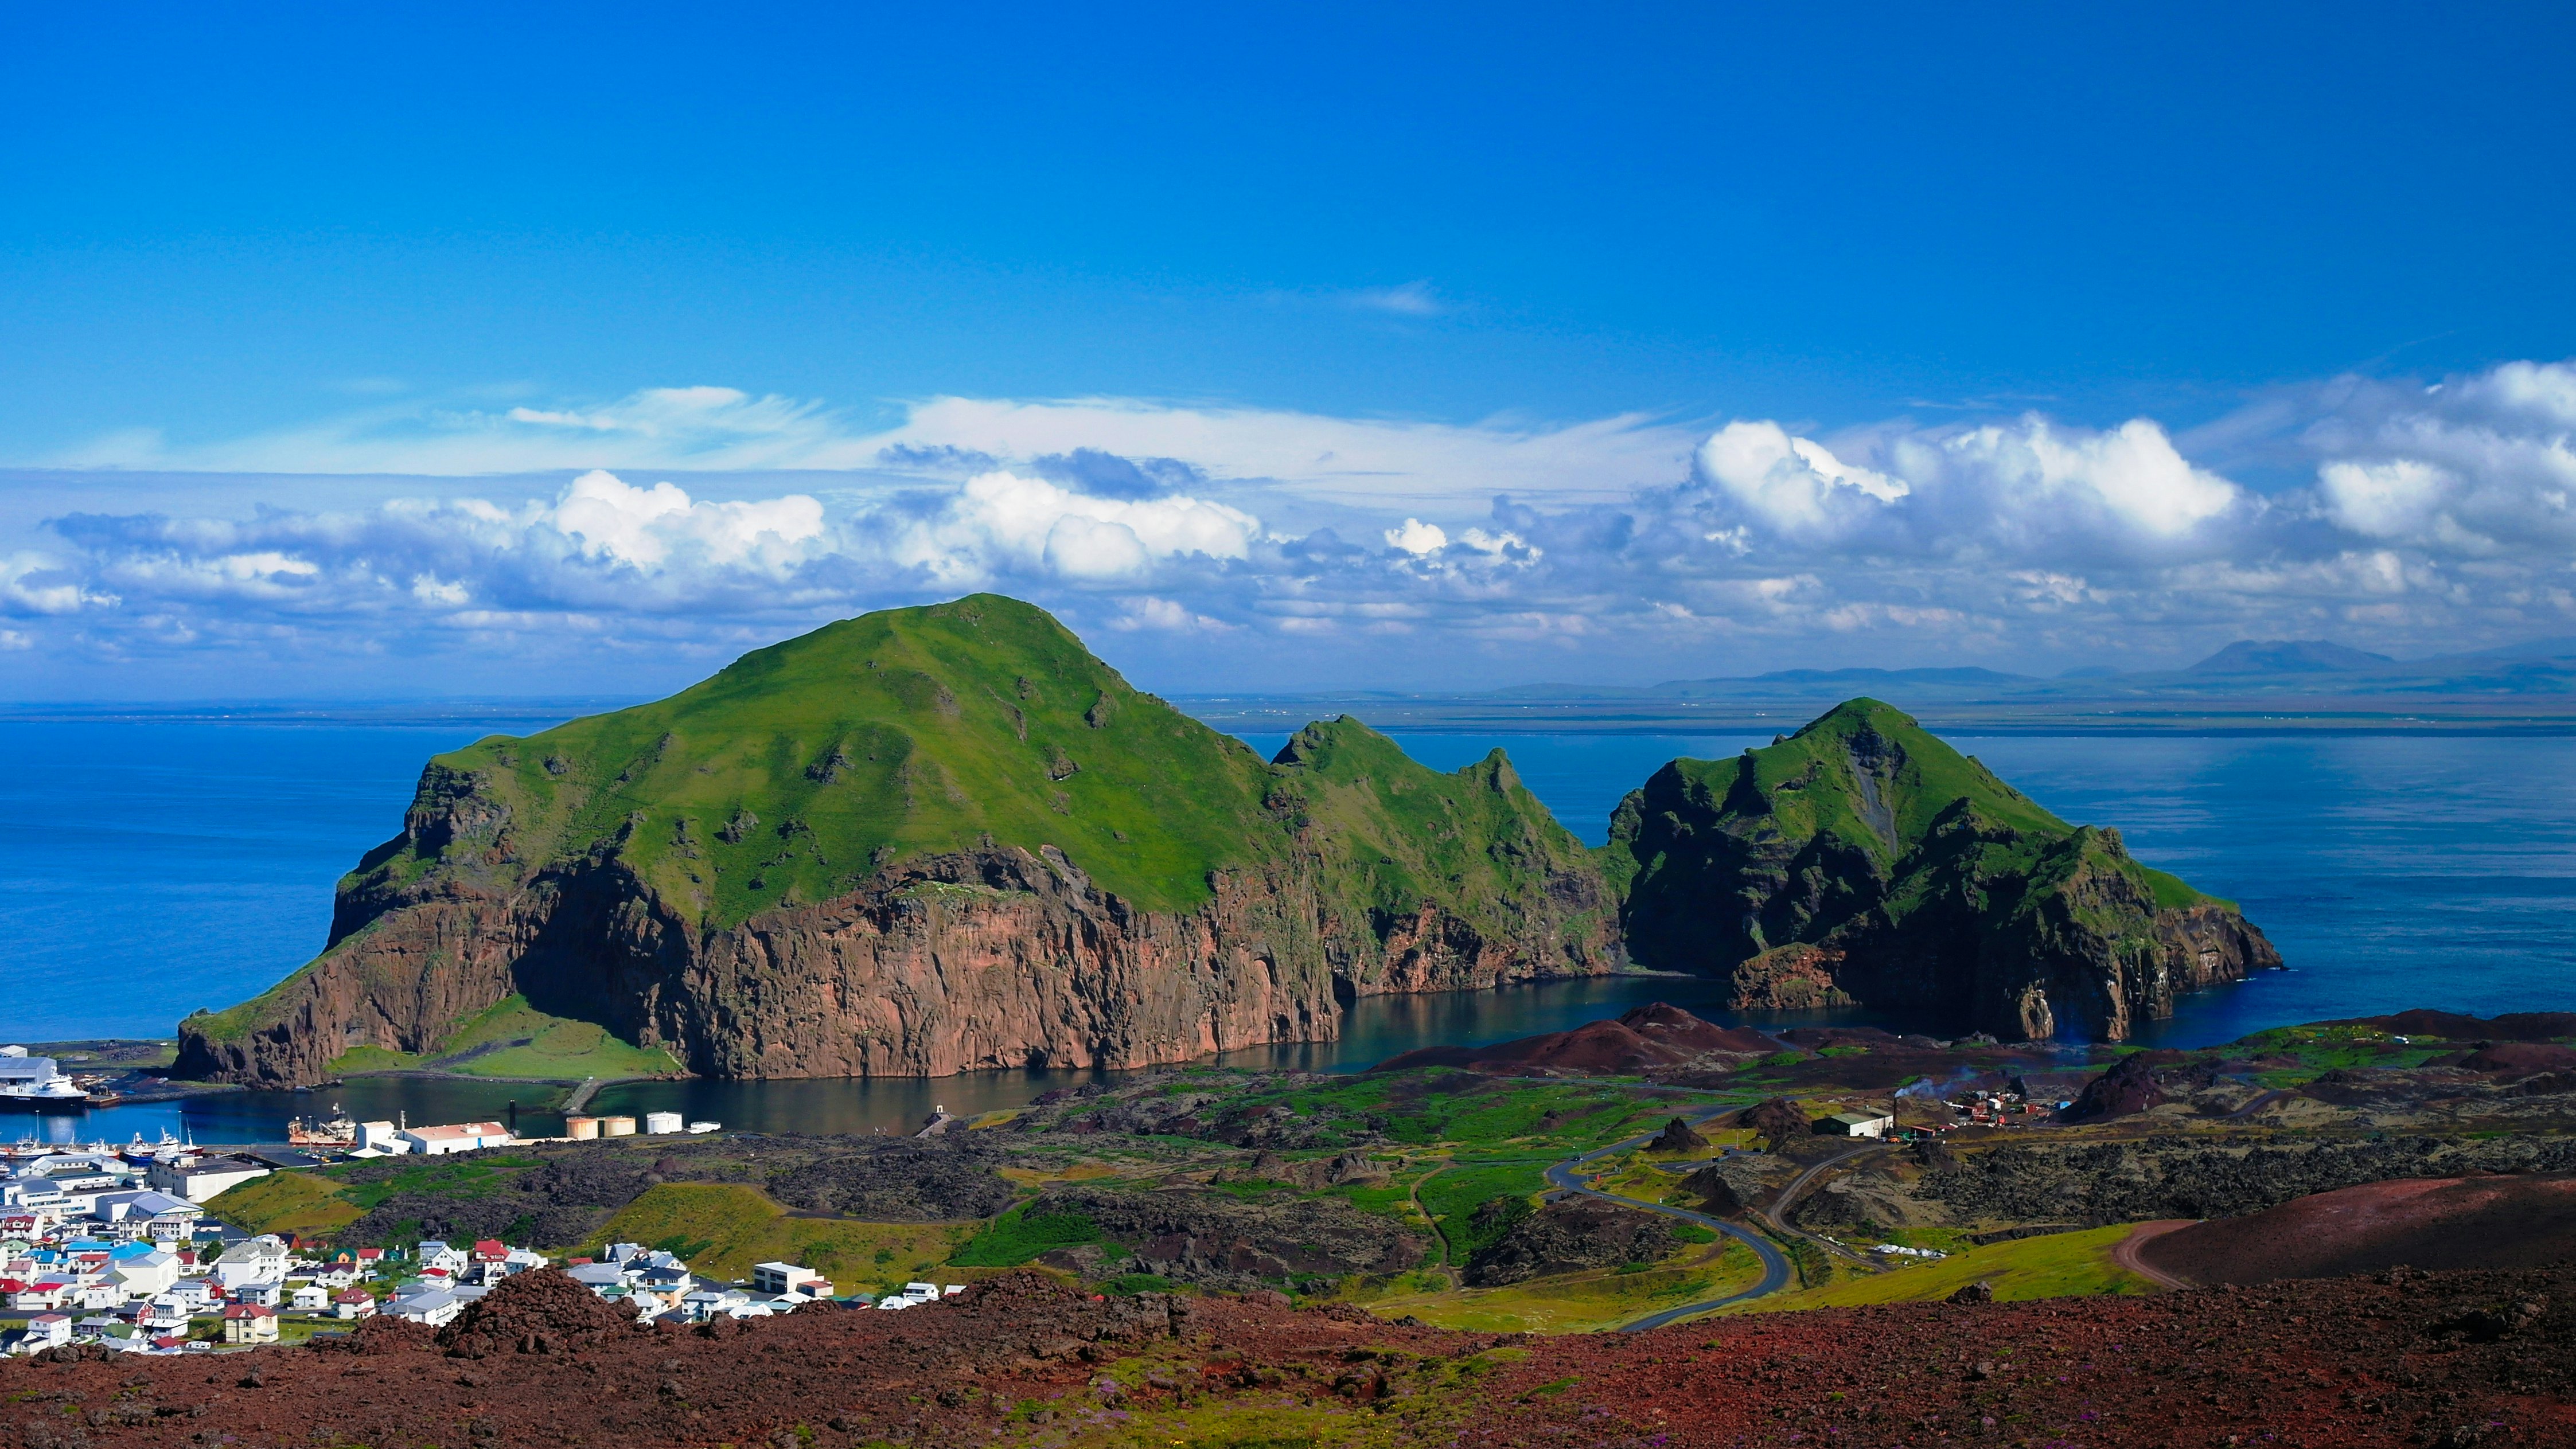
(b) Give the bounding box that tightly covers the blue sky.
[5,3,2576,697]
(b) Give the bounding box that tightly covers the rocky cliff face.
[1604,698,2280,1043]
[177,596,1617,1087]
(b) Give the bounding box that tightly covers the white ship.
[0,1048,88,1107]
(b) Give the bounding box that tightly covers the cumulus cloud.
[16,360,2576,688]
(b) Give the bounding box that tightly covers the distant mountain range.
[1182,636,2576,734]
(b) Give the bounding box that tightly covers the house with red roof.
[220,1302,278,1345]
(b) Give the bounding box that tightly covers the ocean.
[3,713,2571,1142]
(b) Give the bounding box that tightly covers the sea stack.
[1601,698,2279,1043]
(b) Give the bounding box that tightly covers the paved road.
[1542,1111,1792,1331]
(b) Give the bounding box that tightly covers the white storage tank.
[600,1115,637,1137]
[644,1111,683,1135]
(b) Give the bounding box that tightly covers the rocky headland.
[177,598,2273,1087]
[176,596,1617,1086]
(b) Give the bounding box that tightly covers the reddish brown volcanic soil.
[11,1267,2576,1448]
[2144,1173,2576,1287]
[1374,1001,1776,1074]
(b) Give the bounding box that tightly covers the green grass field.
[204,1170,363,1239]
[585,1182,972,1291]
[1363,1239,1767,1333]
[319,994,682,1080]
[1721,1224,2153,1315]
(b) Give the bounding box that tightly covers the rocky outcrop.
[1463,1199,1677,1286]
[1647,1116,1709,1153]
[1605,698,2281,1043]
[2063,1053,2170,1122]
[1023,1184,1424,1291]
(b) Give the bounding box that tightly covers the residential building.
[212,1236,289,1289]
[138,1297,192,1333]
[145,1157,272,1205]
[387,1289,459,1327]
[332,1290,375,1319]
[751,1262,830,1298]
[290,1284,329,1311]
[220,1304,279,1345]
[22,1313,72,1351]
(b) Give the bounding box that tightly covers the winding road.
[1541,1110,1794,1331]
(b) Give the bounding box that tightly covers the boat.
[287,1106,357,1147]
[0,1050,87,1110]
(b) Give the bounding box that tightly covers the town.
[0,1107,960,1357]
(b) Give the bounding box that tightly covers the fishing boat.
[287,1106,357,1147]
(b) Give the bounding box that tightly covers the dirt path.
[1409,1159,1451,1266]
[2112,1218,2199,1289]
[2223,1088,2294,1120]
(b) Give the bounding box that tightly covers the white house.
[138,1297,192,1332]
[387,1289,459,1327]
[289,1283,329,1312]
[332,1289,375,1319]
[169,1278,219,1311]
[145,1157,271,1205]
[396,1123,512,1156]
[22,1313,71,1351]
[415,1240,468,1275]
[750,1262,830,1298]
[70,1279,127,1311]
[212,1236,289,1290]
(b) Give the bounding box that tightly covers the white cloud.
[1693,420,1908,544]
[1384,518,1447,554]
[18,360,2576,685]
[548,469,825,569]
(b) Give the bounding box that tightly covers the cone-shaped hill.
[176,596,1619,1086]
[1603,698,2278,1042]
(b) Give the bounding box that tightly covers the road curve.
[1542,1111,1792,1331]
[1764,1142,1897,1269]
[2111,1218,2199,1290]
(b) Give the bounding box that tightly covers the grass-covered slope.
[1604,698,2276,1041]
[356,593,1281,926]
[1266,720,1615,982]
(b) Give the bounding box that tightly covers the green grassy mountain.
[177,596,1618,1085]
[1603,698,2278,1041]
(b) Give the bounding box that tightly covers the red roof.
[472,1239,506,1257]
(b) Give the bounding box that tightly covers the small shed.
[1814,1111,1896,1139]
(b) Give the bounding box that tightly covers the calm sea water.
[3,716,2571,1144]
